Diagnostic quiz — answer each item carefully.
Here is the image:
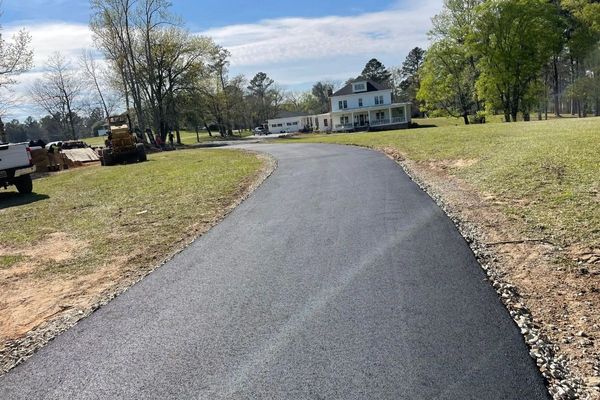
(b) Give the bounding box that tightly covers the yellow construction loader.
[98,115,147,166]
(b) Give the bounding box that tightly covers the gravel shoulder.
[381,147,600,400]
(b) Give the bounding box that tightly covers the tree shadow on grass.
[0,192,50,210]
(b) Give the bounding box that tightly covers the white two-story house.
[330,79,411,131]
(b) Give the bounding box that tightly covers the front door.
[359,114,366,126]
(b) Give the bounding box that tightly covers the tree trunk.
[511,105,519,122]
[553,56,561,117]
[0,117,6,143]
[202,117,212,137]
[462,113,470,125]
[175,121,181,145]
[65,98,77,140]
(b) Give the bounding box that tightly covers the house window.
[324,119,328,127]
[376,111,385,120]
[353,83,366,92]
[358,98,363,107]
[293,122,298,125]
[277,123,283,127]
[375,96,380,105]
[343,100,348,109]
[338,101,343,110]
[379,95,384,104]
[271,124,276,128]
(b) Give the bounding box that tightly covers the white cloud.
[2,21,95,119]
[5,22,94,67]
[202,0,442,81]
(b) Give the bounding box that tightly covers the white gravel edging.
[383,152,592,400]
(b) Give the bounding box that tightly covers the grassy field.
[412,112,585,127]
[0,148,266,342]
[83,130,254,147]
[1,148,264,271]
[285,117,600,251]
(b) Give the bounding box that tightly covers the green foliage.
[562,0,600,35]
[418,39,477,123]
[311,82,335,113]
[468,0,563,121]
[360,58,392,85]
[420,0,482,124]
[395,47,426,112]
[247,72,280,126]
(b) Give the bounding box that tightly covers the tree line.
[417,0,600,124]
[2,0,599,144]
[0,0,427,144]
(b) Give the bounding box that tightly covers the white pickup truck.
[0,142,35,194]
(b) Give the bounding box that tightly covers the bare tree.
[91,0,147,130]
[81,50,113,118]
[0,21,34,142]
[30,53,83,140]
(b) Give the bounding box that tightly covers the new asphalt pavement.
[0,143,549,399]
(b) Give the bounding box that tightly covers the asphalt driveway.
[0,143,549,399]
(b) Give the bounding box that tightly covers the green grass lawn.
[285,117,600,251]
[0,148,265,275]
[0,148,267,347]
[82,130,254,147]
[413,113,582,127]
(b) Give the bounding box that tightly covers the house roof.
[272,111,310,119]
[331,79,390,97]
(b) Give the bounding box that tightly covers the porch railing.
[370,118,390,126]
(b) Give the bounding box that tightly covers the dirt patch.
[380,146,600,400]
[0,153,277,374]
[0,232,85,263]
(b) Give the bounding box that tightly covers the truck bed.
[0,143,31,171]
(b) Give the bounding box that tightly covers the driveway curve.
[0,143,548,399]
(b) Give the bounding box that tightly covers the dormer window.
[352,82,367,93]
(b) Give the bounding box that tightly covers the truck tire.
[14,174,33,194]
[136,144,147,162]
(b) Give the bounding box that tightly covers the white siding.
[331,89,393,112]
[316,113,332,132]
[267,116,313,133]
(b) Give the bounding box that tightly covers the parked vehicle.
[0,142,34,194]
[98,114,147,166]
[253,127,267,135]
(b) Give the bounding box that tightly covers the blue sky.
[3,0,396,28]
[1,0,442,119]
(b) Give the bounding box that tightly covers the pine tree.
[360,58,392,85]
